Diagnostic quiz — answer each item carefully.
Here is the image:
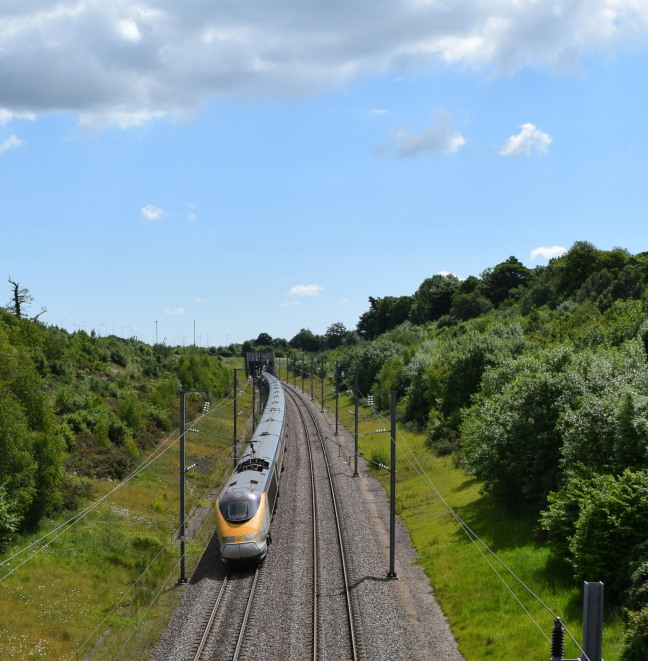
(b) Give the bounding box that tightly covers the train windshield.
[228,501,248,520]
[219,490,261,523]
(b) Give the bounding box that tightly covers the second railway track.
[188,380,358,661]
[285,384,359,661]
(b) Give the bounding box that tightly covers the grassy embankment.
[0,358,252,661]
[308,376,626,661]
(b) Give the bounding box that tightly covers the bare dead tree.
[6,276,46,321]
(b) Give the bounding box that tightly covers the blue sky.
[1,1,648,345]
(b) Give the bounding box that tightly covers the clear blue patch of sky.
[1,50,647,343]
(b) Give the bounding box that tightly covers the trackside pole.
[233,369,242,470]
[252,377,256,432]
[335,360,339,436]
[311,356,314,401]
[371,389,398,579]
[583,582,604,661]
[353,368,359,477]
[179,392,186,583]
[321,357,324,412]
[178,388,209,584]
[388,391,397,578]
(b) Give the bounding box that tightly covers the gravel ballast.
[149,382,463,661]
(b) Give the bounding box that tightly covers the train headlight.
[243,533,257,541]
[223,536,235,543]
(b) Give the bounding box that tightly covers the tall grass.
[331,388,626,661]
[0,363,253,660]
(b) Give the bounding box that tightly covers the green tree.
[481,256,535,305]
[409,274,460,324]
[325,322,347,349]
[256,332,273,345]
[357,296,413,339]
[289,328,324,352]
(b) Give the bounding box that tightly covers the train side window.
[267,471,278,512]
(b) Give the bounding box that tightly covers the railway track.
[189,381,356,661]
[191,566,259,661]
[285,384,359,661]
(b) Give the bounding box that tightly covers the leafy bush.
[463,349,577,507]
[119,393,145,431]
[110,348,128,367]
[368,448,389,472]
[0,486,19,548]
[622,607,648,661]
[65,442,135,480]
[542,470,648,592]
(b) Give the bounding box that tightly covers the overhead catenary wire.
[350,382,590,660]
[0,381,251,579]
[111,501,221,661]
[70,449,232,661]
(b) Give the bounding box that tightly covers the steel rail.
[284,386,319,661]
[286,384,358,661]
[193,573,229,661]
[232,566,260,661]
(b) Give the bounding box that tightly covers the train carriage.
[215,372,286,563]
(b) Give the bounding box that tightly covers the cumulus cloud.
[388,111,465,158]
[164,307,184,314]
[341,298,348,303]
[287,284,323,297]
[280,301,300,307]
[141,204,164,220]
[187,203,196,221]
[500,123,552,157]
[0,135,22,154]
[530,245,567,260]
[194,297,203,302]
[0,1,646,126]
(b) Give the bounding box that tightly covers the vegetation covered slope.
[325,241,648,660]
[0,308,230,542]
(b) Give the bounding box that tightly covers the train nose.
[222,540,267,560]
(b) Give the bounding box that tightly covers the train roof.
[221,372,285,496]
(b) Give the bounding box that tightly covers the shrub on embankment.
[324,241,648,656]
[0,308,230,545]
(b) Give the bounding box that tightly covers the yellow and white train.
[215,372,286,564]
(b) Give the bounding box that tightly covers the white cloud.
[0,135,22,154]
[117,19,141,42]
[370,109,388,115]
[287,284,324,297]
[188,203,196,208]
[388,111,465,158]
[0,109,35,125]
[164,307,185,315]
[280,301,300,307]
[187,213,196,221]
[341,298,348,303]
[438,270,464,280]
[500,123,552,157]
[0,1,646,127]
[78,110,167,131]
[530,245,567,261]
[141,204,164,221]
[194,297,203,302]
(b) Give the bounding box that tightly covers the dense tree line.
[0,304,230,545]
[330,241,648,659]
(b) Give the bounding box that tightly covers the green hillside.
[318,241,648,660]
[0,307,247,659]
